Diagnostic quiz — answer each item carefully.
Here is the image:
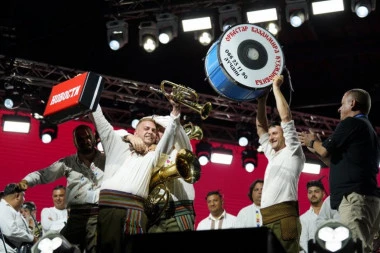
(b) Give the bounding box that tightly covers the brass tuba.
[183,122,203,140]
[150,80,212,120]
[144,148,201,225]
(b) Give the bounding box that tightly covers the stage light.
[2,114,31,133]
[139,21,159,53]
[302,162,321,174]
[236,123,254,147]
[265,22,281,36]
[351,0,375,18]
[210,146,233,165]
[196,140,212,166]
[181,16,212,32]
[246,7,278,24]
[218,4,242,32]
[39,120,57,144]
[242,148,257,173]
[308,221,362,253]
[106,20,128,51]
[33,232,81,253]
[194,29,214,46]
[156,13,178,44]
[3,78,24,109]
[312,0,344,15]
[286,0,309,27]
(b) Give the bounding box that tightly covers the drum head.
[218,23,284,89]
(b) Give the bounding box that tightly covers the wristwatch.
[308,140,315,149]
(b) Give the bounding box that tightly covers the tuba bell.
[183,122,203,140]
[144,148,201,225]
[149,148,201,190]
[150,80,212,120]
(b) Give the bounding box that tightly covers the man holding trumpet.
[90,92,183,253]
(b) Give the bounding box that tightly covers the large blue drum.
[204,23,285,101]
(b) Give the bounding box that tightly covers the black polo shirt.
[323,115,380,210]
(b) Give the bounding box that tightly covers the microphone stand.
[30,215,42,238]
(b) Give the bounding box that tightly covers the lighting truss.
[1,55,372,145]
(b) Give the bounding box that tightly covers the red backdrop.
[1,109,378,228]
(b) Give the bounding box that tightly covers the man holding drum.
[255,75,305,253]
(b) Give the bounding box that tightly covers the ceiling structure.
[0,0,380,144]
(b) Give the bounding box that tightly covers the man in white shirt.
[256,75,305,253]
[146,116,199,233]
[299,179,326,253]
[91,98,182,253]
[196,190,237,230]
[0,183,38,253]
[235,179,263,228]
[40,185,68,235]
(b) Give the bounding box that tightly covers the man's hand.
[169,96,181,117]
[125,135,148,155]
[272,75,284,89]
[18,180,28,191]
[298,129,318,148]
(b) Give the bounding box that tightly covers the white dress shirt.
[40,207,68,235]
[0,199,34,253]
[235,203,262,228]
[196,210,237,230]
[300,207,318,253]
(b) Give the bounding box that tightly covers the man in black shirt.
[298,88,380,253]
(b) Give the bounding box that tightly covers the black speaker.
[126,227,286,253]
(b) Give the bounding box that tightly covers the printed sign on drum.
[204,23,285,102]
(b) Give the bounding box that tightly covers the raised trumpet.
[150,80,212,120]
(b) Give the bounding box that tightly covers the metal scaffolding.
[1,55,372,144]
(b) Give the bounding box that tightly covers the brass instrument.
[144,148,201,225]
[183,122,203,140]
[150,80,212,120]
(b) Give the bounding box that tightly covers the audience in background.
[20,201,43,239]
[40,185,68,235]
[197,190,237,230]
[0,183,38,252]
[299,179,326,253]
[315,196,340,229]
[235,179,263,228]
